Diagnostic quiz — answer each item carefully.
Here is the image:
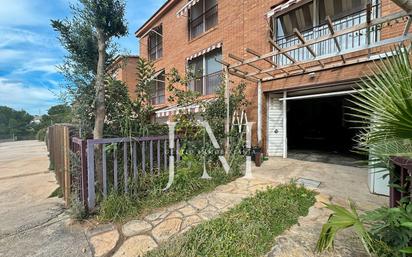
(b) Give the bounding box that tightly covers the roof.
[135,0,179,38]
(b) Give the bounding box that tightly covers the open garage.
[266,84,366,166]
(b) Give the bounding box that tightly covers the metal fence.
[85,135,180,209]
[47,124,179,210]
[390,157,412,207]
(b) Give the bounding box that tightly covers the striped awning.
[155,98,217,118]
[176,0,201,17]
[266,0,303,18]
[186,42,223,61]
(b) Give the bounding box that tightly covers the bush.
[69,195,88,221]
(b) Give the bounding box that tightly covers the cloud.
[0,78,59,114]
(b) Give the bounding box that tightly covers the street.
[0,140,92,257]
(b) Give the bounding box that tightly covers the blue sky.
[0,0,165,115]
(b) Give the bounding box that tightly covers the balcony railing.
[274,4,381,66]
[190,71,222,95]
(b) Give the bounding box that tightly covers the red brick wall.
[136,0,410,150]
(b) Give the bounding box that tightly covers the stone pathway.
[88,177,277,257]
[87,157,388,257]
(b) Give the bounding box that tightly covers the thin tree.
[52,0,127,191]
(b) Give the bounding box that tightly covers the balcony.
[274,4,381,66]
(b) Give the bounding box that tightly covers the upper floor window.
[188,48,222,95]
[273,0,379,65]
[148,25,163,61]
[151,71,165,105]
[190,0,218,39]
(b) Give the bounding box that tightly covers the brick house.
[108,55,140,99]
[134,0,411,164]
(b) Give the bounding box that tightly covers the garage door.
[267,94,285,157]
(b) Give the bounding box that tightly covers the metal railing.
[274,4,381,66]
[86,135,180,209]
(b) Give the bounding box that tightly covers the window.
[151,72,165,105]
[190,0,218,39]
[276,2,314,38]
[188,48,222,95]
[148,25,163,61]
[319,0,368,22]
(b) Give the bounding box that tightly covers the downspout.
[257,80,262,147]
[391,0,412,13]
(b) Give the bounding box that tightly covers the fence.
[47,125,73,206]
[389,157,412,208]
[86,136,180,209]
[47,124,180,210]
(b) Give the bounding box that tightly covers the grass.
[145,184,316,257]
[98,160,242,222]
[49,186,63,198]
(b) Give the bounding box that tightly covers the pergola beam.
[229,11,406,70]
[257,33,412,81]
[245,48,290,75]
[293,28,325,68]
[326,16,346,63]
[268,38,306,71]
[228,53,262,71]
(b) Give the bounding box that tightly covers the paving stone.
[198,205,219,220]
[122,220,152,237]
[90,229,119,257]
[215,183,236,193]
[188,197,209,210]
[166,202,187,212]
[145,210,168,221]
[315,194,332,204]
[112,235,157,257]
[152,218,182,242]
[181,215,203,230]
[178,205,197,216]
[166,211,183,219]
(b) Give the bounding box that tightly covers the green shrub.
[145,184,316,257]
[316,202,412,256]
[69,195,88,221]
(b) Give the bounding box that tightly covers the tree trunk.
[94,29,106,191]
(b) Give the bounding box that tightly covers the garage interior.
[285,87,366,166]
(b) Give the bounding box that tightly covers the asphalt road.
[0,141,92,257]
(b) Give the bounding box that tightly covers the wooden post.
[224,66,230,158]
[257,80,262,146]
[63,126,70,207]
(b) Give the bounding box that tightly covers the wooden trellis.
[217,9,412,82]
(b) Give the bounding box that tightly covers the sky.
[0,0,166,115]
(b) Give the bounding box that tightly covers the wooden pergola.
[219,10,412,83]
[218,2,412,151]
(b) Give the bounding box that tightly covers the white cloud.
[0,78,59,114]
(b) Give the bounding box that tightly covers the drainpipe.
[391,0,412,13]
[257,80,262,147]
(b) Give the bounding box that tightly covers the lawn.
[145,183,316,257]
